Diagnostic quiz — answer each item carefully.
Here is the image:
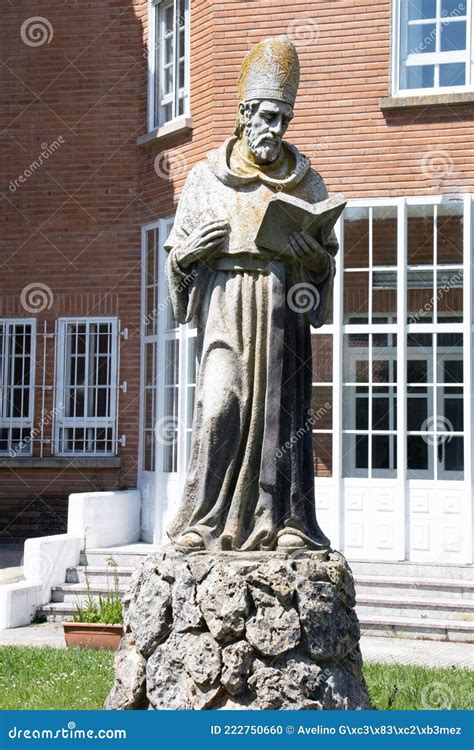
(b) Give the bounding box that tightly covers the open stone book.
[255,193,346,256]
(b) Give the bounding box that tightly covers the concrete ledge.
[380,92,474,109]
[0,581,42,629]
[0,457,122,469]
[67,490,141,549]
[137,116,193,146]
[24,534,82,605]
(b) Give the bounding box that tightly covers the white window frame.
[54,317,119,457]
[0,319,36,457]
[392,0,474,95]
[139,217,197,482]
[339,196,471,485]
[148,0,190,131]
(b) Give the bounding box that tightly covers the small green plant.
[72,535,123,625]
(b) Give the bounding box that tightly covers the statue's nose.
[270,121,284,137]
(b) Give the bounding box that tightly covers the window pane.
[311,334,333,383]
[311,387,333,430]
[438,204,464,264]
[444,436,464,473]
[344,272,369,323]
[373,206,397,266]
[442,0,466,16]
[313,433,333,477]
[372,357,390,384]
[407,436,429,471]
[408,24,436,54]
[356,394,369,430]
[343,434,369,477]
[372,396,390,430]
[372,435,396,475]
[343,335,369,383]
[437,268,463,320]
[344,207,369,268]
[439,62,466,86]
[440,21,466,52]
[405,64,435,89]
[441,357,463,384]
[408,205,434,265]
[441,391,463,432]
[407,390,430,430]
[407,359,428,384]
[372,285,397,322]
[407,270,434,324]
[407,0,437,19]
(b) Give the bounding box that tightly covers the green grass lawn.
[0,647,114,710]
[0,646,472,710]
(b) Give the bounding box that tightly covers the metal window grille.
[54,318,119,456]
[0,320,35,457]
[152,0,189,128]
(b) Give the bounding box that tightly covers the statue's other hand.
[176,219,230,269]
[289,230,329,275]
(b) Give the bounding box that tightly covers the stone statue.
[106,37,371,713]
[165,36,338,552]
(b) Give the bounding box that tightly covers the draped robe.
[165,136,338,551]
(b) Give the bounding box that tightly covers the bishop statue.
[165,36,339,552]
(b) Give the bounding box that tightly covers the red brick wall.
[1,0,472,537]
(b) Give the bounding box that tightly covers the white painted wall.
[67,490,142,549]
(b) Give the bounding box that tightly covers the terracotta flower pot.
[62,622,123,650]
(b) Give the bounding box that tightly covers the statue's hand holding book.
[255,193,346,268]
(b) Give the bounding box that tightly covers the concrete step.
[350,560,473,582]
[66,566,135,585]
[80,544,156,568]
[359,614,474,642]
[39,602,86,622]
[356,595,474,622]
[355,575,474,601]
[51,583,128,604]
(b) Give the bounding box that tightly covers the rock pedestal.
[105,548,371,711]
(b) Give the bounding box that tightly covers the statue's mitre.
[238,36,300,107]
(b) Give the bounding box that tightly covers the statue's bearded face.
[240,99,294,164]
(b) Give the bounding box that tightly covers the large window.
[340,199,467,481]
[149,0,189,130]
[54,319,119,456]
[393,0,473,94]
[0,320,35,456]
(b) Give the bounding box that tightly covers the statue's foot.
[176,531,205,550]
[277,532,307,550]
